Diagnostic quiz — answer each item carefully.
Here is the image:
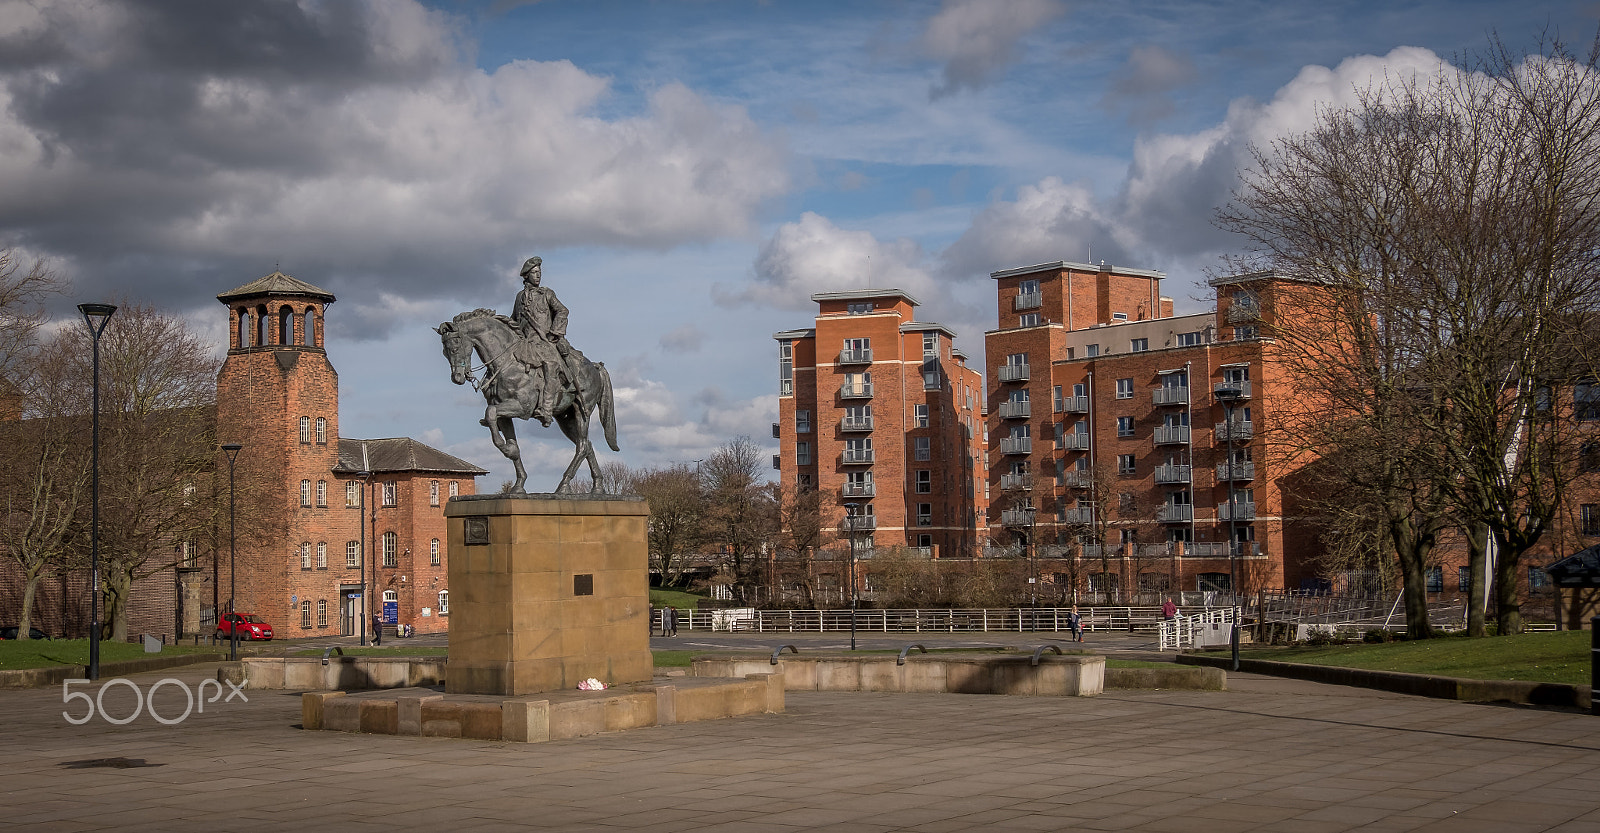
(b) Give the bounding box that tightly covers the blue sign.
[383,601,398,624]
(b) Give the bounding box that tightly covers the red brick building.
[215,272,485,637]
[774,289,988,573]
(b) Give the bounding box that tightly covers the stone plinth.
[443,494,652,695]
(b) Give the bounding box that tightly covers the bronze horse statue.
[436,309,618,493]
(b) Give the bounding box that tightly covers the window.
[1222,365,1250,386]
[918,534,933,548]
[779,341,793,396]
[796,410,812,433]
[1459,566,1471,592]
[1053,421,1065,448]
[315,417,327,443]
[1425,566,1443,593]
[382,482,397,507]
[346,541,360,568]
[1580,442,1600,473]
[430,480,439,506]
[796,442,811,465]
[299,480,311,507]
[1583,504,1599,536]
[382,590,397,612]
[1176,331,1204,347]
[382,531,398,568]
[300,543,311,569]
[317,542,327,569]
[299,416,310,444]
[303,308,315,346]
[346,481,360,507]
[308,480,323,507]
[913,436,931,461]
[438,590,449,615]
[1085,344,1099,357]
[914,404,928,428]
[917,503,932,526]
[847,301,874,315]
[1118,454,1136,474]
[1115,378,1134,399]
[923,367,941,390]
[1579,383,1600,421]
[1018,313,1040,327]
[846,437,873,463]
[916,470,932,494]
[1119,493,1135,510]
[1234,326,1258,341]
[317,599,328,627]
[449,481,458,498]
[1020,279,1039,294]
[430,538,440,566]
[301,601,311,628]
[177,540,197,568]
[923,332,938,356]
[842,371,871,396]
[1117,416,1135,437]
[1130,338,1148,352]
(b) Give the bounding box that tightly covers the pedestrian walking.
[1161,597,1178,620]
[371,611,383,645]
[1068,605,1084,642]
[665,606,678,637]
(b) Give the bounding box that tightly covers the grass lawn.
[288,647,450,658]
[0,639,226,671]
[649,588,707,612]
[1206,630,1591,685]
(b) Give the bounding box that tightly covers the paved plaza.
[5,641,1600,833]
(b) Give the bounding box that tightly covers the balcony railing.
[1215,420,1253,442]
[915,515,932,527]
[1158,504,1193,522]
[1001,509,1037,527]
[1058,433,1090,450]
[997,364,1030,382]
[998,401,1031,419]
[842,515,877,530]
[842,448,874,464]
[1217,502,1257,521]
[1014,291,1042,311]
[1214,381,1252,399]
[1000,473,1033,491]
[1215,461,1255,481]
[999,437,1033,455]
[907,546,934,558]
[1059,507,1093,525]
[1153,464,1191,484]
[1061,470,1093,488]
[841,482,875,498]
[839,383,874,399]
[1152,386,1190,406]
[1153,426,1191,445]
[1055,395,1089,413]
[838,348,873,364]
[840,416,874,432]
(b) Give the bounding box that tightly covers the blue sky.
[2,0,1594,489]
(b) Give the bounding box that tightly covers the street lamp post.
[1215,386,1244,672]
[844,502,858,651]
[221,443,243,661]
[357,470,373,646]
[78,303,116,681]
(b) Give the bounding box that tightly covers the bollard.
[1592,617,1598,717]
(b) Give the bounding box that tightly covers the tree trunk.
[1465,524,1488,637]
[1391,515,1433,639]
[1493,533,1523,636]
[104,568,132,643]
[16,568,40,640]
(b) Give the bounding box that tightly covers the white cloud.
[919,0,1065,99]
[717,212,938,310]
[1101,45,1199,124]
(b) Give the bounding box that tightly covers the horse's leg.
[580,401,604,493]
[553,401,591,494]
[500,415,527,494]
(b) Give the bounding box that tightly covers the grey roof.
[772,328,815,340]
[810,288,922,306]
[217,271,336,304]
[990,261,1165,280]
[900,321,958,337]
[1546,544,1600,587]
[333,437,489,475]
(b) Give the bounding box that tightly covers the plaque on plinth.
[443,493,652,696]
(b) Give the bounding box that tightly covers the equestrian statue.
[436,256,619,494]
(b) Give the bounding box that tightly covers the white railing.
[841,482,875,498]
[1154,426,1191,444]
[1152,386,1190,406]
[839,383,874,398]
[1158,607,1238,651]
[838,348,873,364]
[841,417,874,431]
[1216,461,1255,480]
[660,606,1212,634]
[1214,381,1252,399]
[1000,436,1033,455]
[1059,507,1093,524]
[1001,509,1037,527]
[1217,502,1257,521]
[1061,470,1093,488]
[1215,420,1253,441]
[1014,292,1042,311]
[1058,433,1090,450]
[1000,473,1033,490]
[1158,504,1193,522]
[997,364,1030,382]
[1056,395,1089,413]
[998,401,1031,419]
[842,449,874,464]
[1153,464,1191,484]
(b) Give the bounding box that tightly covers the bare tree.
[699,436,776,601]
[769,482,827,607]
[630,462,706,587]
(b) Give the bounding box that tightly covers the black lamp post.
[78,302,115,681]
[1215,386,1244,672]
[221,443,243,661]
[357,470,372,645]
[844,502,859,651]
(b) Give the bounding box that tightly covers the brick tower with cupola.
[215,272,354,635]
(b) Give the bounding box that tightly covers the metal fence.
[651,606,1202,634]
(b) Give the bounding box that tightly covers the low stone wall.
[0,653,226,689]
[692,653,1105,696]
[1177,654,1591,708]
[1105,665,1225,691]
[229,656,446,690]
[302,672,784,742]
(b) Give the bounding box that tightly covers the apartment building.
[774,290,987,564]
[984,261,1325,597]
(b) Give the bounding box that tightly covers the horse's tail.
[597,362,620,452]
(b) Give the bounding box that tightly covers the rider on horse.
[506,256,583,426]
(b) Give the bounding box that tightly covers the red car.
[216,613,273,641]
